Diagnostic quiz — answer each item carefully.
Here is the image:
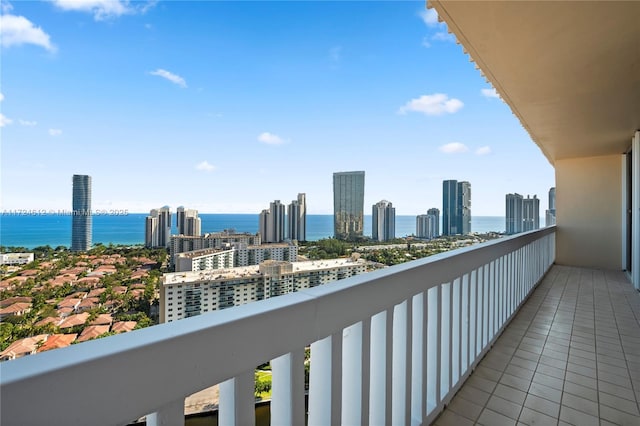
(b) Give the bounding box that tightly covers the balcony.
[2,227,555,425]
[2,1,639,425]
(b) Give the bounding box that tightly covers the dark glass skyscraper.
[442,179,471,236]
[333,171,365,240]
[71,174,92,251]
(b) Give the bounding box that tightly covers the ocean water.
[0,214,509,249]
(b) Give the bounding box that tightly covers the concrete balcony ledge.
[1,227,556,426]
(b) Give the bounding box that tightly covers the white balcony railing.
[0,227,555,426]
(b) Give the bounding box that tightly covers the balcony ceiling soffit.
[429,0,640,164]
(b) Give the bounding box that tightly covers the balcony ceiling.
[429,1,640,164]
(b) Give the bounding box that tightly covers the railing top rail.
[0,227,555,426]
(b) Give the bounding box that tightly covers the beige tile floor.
[435,265,640,426]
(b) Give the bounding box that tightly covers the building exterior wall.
[556,155,622,269]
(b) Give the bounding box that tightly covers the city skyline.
[1,1,555,216]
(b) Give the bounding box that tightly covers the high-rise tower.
[288,193,306,242]
[506,193,524,234]
[145,206,172,248]
[71,174,92,251]
[427,207,440,237]
[333,171,365,241]
[545,187,556,226]
[443,180,471,236]
[523,195,540,231]
[177,206,201,236]
[259,200,285,243]
[372,200,395,242]
[457,181,472,234]
[442,180,458,236]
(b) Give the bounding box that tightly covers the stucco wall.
[555,155,622,269]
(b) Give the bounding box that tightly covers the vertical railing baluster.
[385,307,394,426]
[426,286,440,414]
[392,300,411,426]
[343,323,362,426]
[451,278,460,385]
[440,283,451,397]
[369,311,387,425]
[461,273,469,374]
[147,399,184,426]
[272,349,305,426]
[218,370,254,426]
[361,318,371,426]
[411,293,427,424]
[469,269,477,360]
[308,333,341,426]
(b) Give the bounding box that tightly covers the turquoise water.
[0,214,507,249]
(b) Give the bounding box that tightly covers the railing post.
[218,370,255,426]
[308,333,342,426]
[271,349,305,426]
[342,322,362,426]
[146,399,184,426]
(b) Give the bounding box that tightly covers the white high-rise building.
[416,208,439,239]
[145,206,171,248]
[177,207,201,236]
[545,187,556,226]
[372,200,395,241]
[288,193,306,242]
[259,200,285,243]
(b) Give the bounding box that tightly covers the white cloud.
[195,161,215,172]
[476,146,492,156]
[1,1,13,13]
[19,119,37,126]
[149,69,187,88]
[431,31,455,43]
[0,114,13,127]
[329,46,341,63]
[398,93,464,116]
[421,37,431,48]
[481,88,500,99]
[48,128,62,136]
[258,132,285,145]
[418,9,439,27]
[439,142,469,154]
[0,14,56,52]
[51,0,156,21]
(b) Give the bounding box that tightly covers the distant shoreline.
[0,214,515,249]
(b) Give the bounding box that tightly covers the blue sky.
[0,0,554,216]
